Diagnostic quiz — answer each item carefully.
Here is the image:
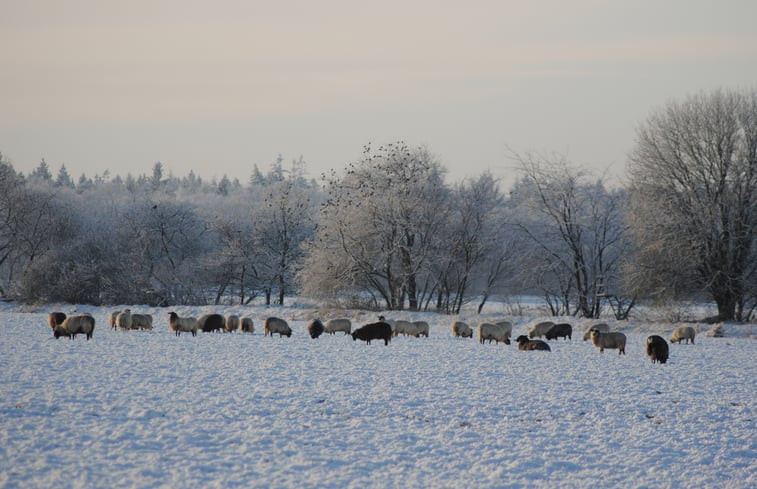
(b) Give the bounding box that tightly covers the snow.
[1,303,755,488]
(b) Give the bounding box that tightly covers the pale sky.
[2,0,756,188]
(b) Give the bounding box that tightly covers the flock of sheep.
[47,310,698,364]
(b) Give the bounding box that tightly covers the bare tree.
[627,88,757,321]
[509,152,628,318]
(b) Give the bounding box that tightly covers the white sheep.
[670,326,696,344]
[168,312,198,337]
[116,309,132,330]
[54,314,95,340]
[224,314,240,333]
[264,317,292,337]
[108,310,121,330]
[451,321,473,338]
[240,317,254,333]
[590,328,626,354]
[528,321,555,339]
[582,322,609,341]
[478,322,510,345]
[413,321,430,338]
[495,321,512,343]
[392,320,420,337]
[131,313,153,330]
[323,318,351,335]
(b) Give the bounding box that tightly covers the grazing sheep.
[352,321,392,345]
[47,312,66,330]
[670,326,696,345]
[130,313,153,330]
[646,335,669,364]
[308,319,325,339]
[388,319,419,337]
[264,317,292,337]
[108,310,121,330]
[53,314,95,340]
[168,312,199,337]
[240,317,254,333]
[545,323,572,341]
[323,318,351,335]
[590,328,626,354]
[515,335,551,351]
[224,314,240,333]
[116,309,132,330]
[582,323,609,341]
[451,321,473,338]
[528,321,555,339]
[413,321,430,338]
[478,322,510,345]
[198,314,225,333]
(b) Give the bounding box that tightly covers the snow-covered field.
[1,303,755,488]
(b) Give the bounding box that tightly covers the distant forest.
[2,89,755,321]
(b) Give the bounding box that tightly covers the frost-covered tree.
[627,88,757,321]
[302,142,448,310]
[509,152,628,318]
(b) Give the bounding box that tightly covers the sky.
[2,0,757,189]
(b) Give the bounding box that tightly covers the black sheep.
[545,323,572,341]
[351,321,392,346]
[199,314,225,333]
[646,335,669,364]
[515,335,551,351]
[308,319,325,339]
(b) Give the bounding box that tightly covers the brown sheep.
[515,335,551,351]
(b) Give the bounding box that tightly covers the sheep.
[53,314,95,340]
[528,321,555,339]
[47,312,66,330]
[240,317,254,333]
[130,313,153,330]
[198,314,225,333]
[413,320,430,338]
[351,321,392,345]
[545,323,572,341]
[224,314,240,333]
[646,335,669,364]
[582,323,609,341]
[477,322,510,345]
[168,312,199,337]
[116,309,132,330]
[108,310,121,330]
[264,317,292,337]
[670,326,696,345]
[323,318,351,335]
[451,321,473,338]
[387,319,419,337]
[308,319,325,339]
[590,328,626,354]
[515,335,551,351]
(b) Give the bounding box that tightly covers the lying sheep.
[168,312,199,337]
[116,309,132,330]
[224,314,240,333]
[478,322,510,345]
[528,321,555,339]
[323,318,351,335]
[198,314,225,333]
[670,326,696,345]
[53,314,95,340]
[515,335,551,351]
[308,319,325,339]
[545,323,572,341]
[352,321,392,345]
[240,317,254,333]
[264,317,292,337]
[413,321,430,338]
[130,313,153,330]
[451,321,473,338]
[582,323,609,341]
[48,312,66,330]
[646,335,669,364]
[590,328,626,354]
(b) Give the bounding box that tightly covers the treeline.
[2,88,755,320]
